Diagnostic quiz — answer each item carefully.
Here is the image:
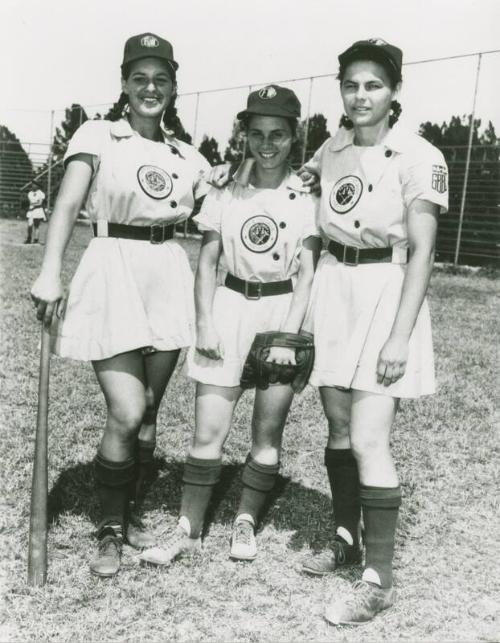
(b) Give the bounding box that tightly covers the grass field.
[0,218,499,642]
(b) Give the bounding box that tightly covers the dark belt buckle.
[150,224,165,244]
[343,245,360,266]
[244,280,262,300]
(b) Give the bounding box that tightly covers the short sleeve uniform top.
[304,124,449,398]
[185,172,320,387]
[27,189,46,219]
[52,119,211,362]
[64,119,210,226]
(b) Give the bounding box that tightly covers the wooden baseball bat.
[27,324,51,586]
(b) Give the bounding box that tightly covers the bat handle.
[27,324,51,587]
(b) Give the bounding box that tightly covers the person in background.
[25,181,46,244]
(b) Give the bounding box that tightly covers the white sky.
[1,0,499,159]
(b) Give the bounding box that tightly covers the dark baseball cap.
[338,39,403,76]
[237,85,301,120]
[122,33,179,71]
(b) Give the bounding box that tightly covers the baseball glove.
[240,331,315,394]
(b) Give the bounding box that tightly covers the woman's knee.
[350,432,390,461]
[107,401,146,435]
[192,421,228,449]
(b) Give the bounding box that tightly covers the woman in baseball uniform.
[30,33,210,577]
[141,85,321,567]
[299,40,448,625]
[24,182,47,244]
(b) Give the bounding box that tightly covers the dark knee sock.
[236,455,280,526]
[94,453,135,535]
[179,456,222,538]
[324,448,361,546]
[133,438,156,503]
[360,485,402,588]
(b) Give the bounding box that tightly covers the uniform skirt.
[52,237,195,361]
[304,252,435,398]
[185,285,293,387]
[27,207,46,221]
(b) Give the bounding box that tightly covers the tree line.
[1,106,498,264]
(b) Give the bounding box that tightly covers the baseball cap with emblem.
[338,38,403,76]
[237,85,301,120]
[122,33,179,71]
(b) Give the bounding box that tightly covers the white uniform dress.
[27,189,46,222]
[185,172,319,387]
[52,118,210,361]
[304,124,448,398]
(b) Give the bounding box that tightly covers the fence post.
[46,110,55,212]
[301,77,314,166]
[454,53,482,266]
[192,92,200,147]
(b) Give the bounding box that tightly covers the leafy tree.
[52,104,89,161]
[223,119,246,165]
[0,125,34,216]
[303,113,331,160]
[199,135,222,166]
[420,116,499,265]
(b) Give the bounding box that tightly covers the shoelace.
[234,521,253,545]
[345,580,376,609]
[99,535,122,556]
[332,539,347,564]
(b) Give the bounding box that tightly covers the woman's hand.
[376,334,409,386]
[30,272,65,326]
[206,163,232,188]
[196,322,224,360]
[297,168,321,195]
[266,346,296,365]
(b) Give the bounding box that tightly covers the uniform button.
[368,184,373,192]
[279,221,286,229]
[172,173,178,179]
[272,253,280,260]
[354,220,360,229]
[170,200,177,208]
[385,150,392,157]
[289,193,296,200]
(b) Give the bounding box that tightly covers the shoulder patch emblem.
[431,165,448,194]
[241,215,278,253]
[137,165,173,199]
[259,86,277,100]
[329,176,363,214]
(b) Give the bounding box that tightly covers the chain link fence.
[1,50,499,265]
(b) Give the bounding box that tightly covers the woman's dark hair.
[106,60,184,137]
[239,114,302,161]
[337,51,402,129]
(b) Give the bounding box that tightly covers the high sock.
[94,452,135,535]
[324,448,361,547]
[133,438,156,504]
[179,456,222,538]
[360,485,402,588]
[236,455,280,526]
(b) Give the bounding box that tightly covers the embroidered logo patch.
[431,165,448,194]
[241,215,278,253]
[141,35,159,48]
[259,86,277,100]
[137,166,173,199]
[329,176,363,214]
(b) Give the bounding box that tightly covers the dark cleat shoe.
[302,537,362,576]
[90,532,123,578]
[324,580,394,626]
[126,512,156,549]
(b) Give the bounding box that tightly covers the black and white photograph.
[0,0,499,640]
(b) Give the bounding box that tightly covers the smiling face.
[340,60,400,130]
[122,57,175,119]
[246,115,294,171]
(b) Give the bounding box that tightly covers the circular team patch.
[329,175,363,214]
[137,165,173,200]
[241,215,278,253]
